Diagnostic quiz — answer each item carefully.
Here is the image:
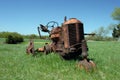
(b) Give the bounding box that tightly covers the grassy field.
[0,38,120,80]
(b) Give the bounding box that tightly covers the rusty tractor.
[26,17,96,71]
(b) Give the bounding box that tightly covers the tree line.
[0,32,48,44]
[86,7,120,41]
[0,31,47,39]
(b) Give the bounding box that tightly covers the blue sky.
[0,0,120,35]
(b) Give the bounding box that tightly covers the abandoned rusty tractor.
[26,17,96,71]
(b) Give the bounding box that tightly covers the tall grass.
[0,38,120,80]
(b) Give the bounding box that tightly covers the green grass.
[0,38,120,80]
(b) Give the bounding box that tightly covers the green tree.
[5,32,24,44]
[29,34,38,39]
[95,26,109,37]
[112,24,120,38]
[111,8,120,39]
[112,8,120,22]
[90,26,109,41]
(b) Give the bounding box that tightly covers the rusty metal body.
[40,18,89,60]
[61,18,86,59]
[26,39,34,54]
[26,17,96,71]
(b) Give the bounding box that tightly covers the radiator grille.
[78,23,84,42]
[68,24,77,46]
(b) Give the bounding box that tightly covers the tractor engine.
[61,18,87,59]
[37,18,89,60]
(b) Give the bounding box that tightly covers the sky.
[0,0,120,35]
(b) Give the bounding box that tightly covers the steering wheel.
[46,21,59,31]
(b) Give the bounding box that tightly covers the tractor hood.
[63,18,82,25]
